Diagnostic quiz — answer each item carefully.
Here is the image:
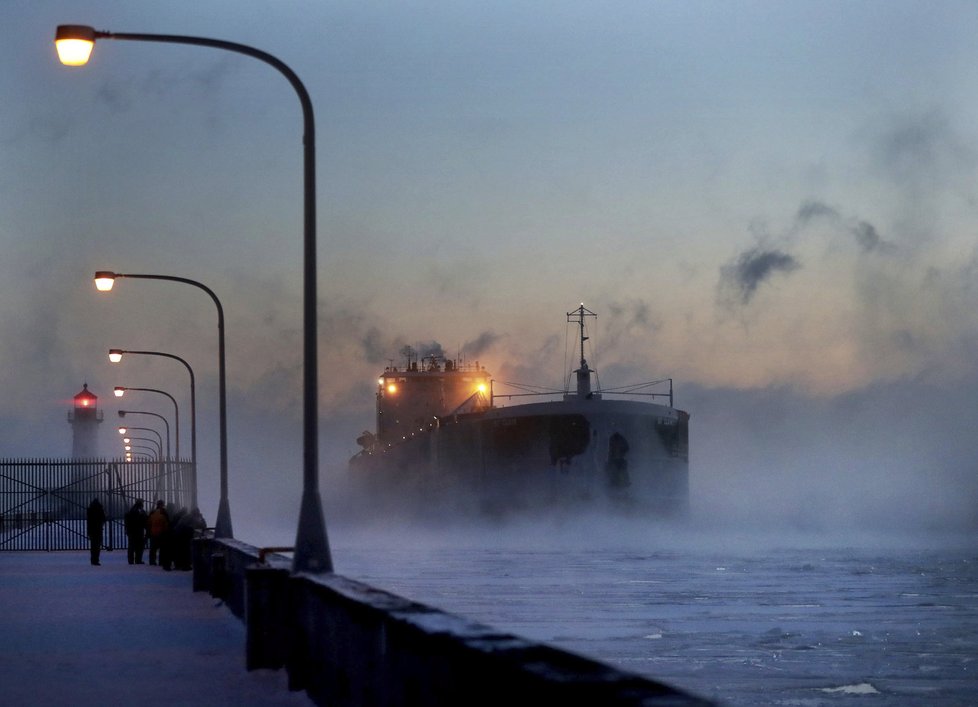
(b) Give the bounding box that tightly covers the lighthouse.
[68,383,103,458]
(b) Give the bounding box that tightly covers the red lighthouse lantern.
[68,383,103,458]
[75,384,96,409]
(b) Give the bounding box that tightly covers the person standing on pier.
[86,497,106,566]
[124,499,148,565]
[147,500,169,566]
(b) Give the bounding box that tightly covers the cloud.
[601,299,659,351]
[796,200,840,223]
[416,340,446,360]
[461,331,499,358]
[870,109,976,192]
[719,246,801,306]
[361,327,390,365]
[859,110,978,245]
[795,200,893,254]
[851,220,886,253]
[94,59,238,114]
[606,299,653,331]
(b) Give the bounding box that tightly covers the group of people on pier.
[85,496,206,569]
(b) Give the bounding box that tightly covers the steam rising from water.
[240,381,978,556]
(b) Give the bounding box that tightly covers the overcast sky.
[3,1,977,537]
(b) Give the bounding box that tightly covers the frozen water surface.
[331,519,978,706]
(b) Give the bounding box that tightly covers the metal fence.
[0,458,195,551]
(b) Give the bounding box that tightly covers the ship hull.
[351,397,689,516]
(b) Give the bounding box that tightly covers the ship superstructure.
[351,306,689,514]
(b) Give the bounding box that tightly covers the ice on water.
[329,516,978,706]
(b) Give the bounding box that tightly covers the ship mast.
[567,303,597,398]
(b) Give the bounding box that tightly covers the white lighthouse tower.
[68,383,103,458]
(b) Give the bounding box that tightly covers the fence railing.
[0,458,195,551]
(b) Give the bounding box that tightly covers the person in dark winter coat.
[172,507,207,571]
[86,497,107,566]
[147,500,169,566]
[161,504,184,571]
[124,499,148,564]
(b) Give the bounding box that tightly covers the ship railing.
[493,377,675,407]
[492,381,565,404]
[495,381,563,394]
[598,378,674,407]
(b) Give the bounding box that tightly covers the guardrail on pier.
[192,534,712,706]
[0,458,196,551]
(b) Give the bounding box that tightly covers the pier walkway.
[0,550,311,706]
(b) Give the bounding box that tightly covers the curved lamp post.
[114,386,180,461]
[119,410,174,502]
[119,425,164,454]
[125,436,163,459]
[60,25,331,571]
[127,443,159,459]
[96,272,230,538]
[118,410,170,460]
[110,348,197,484]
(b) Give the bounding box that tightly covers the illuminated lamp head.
[55,25,97,66]
[94,271,117,292]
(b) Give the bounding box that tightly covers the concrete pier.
[0,550,310,706]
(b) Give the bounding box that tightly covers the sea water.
[333,519,978,706]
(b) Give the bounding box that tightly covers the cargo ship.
[350,305,690,514]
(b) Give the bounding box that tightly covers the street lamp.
[109,348,197,506]
[118,410,170,460]
[113,386,180,462]
[126,436,163,459]
[60,25,331,571]
[55,25,96,65]
[95,271,230,539]
[118,425,164,454]
[127,443,158,459]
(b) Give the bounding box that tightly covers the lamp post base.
[215,497,233,538]
[293,490,332,573]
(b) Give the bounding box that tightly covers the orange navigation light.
[94,271,116,291]
[387,383,397,394]
[55,25,97,66]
